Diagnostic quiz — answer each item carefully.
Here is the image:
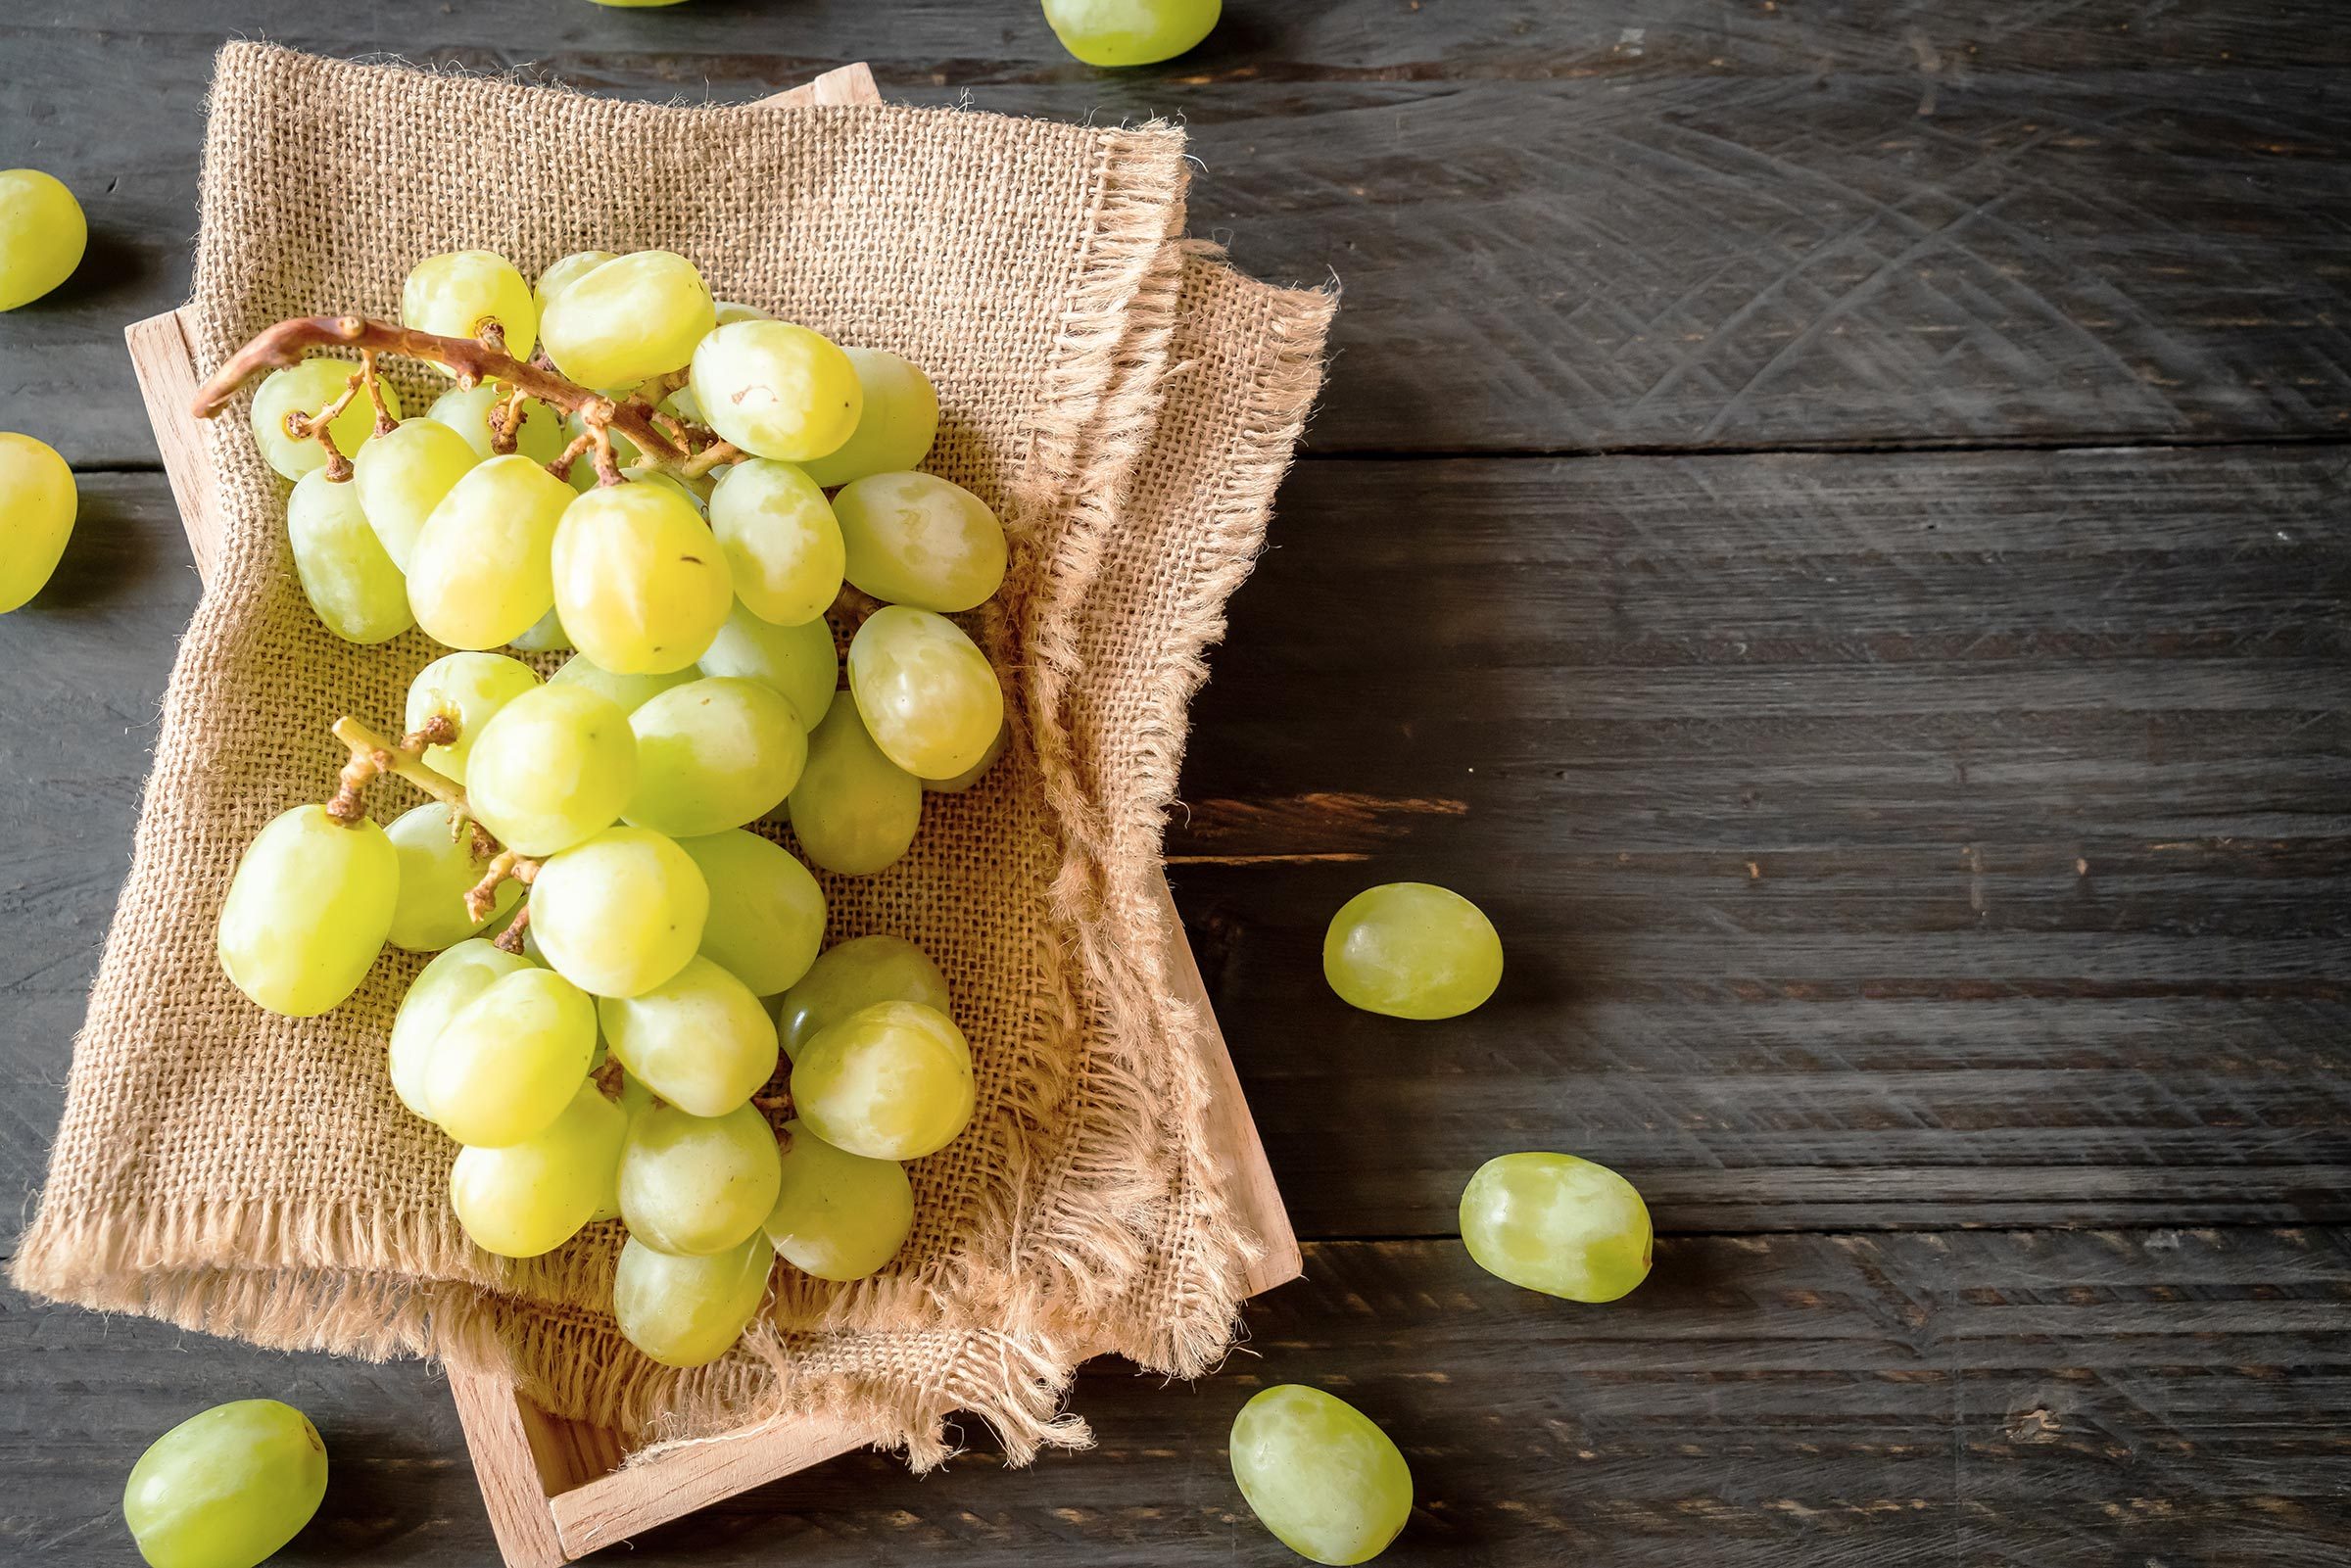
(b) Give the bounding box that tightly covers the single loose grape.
[688,320,862,463]
[791,1000,975,1161]
[403,250,538,358]
[922,722,1007,793]
[425,382,569,466]
[285,467,411,643]
[249,357,399,482]
[530,826,709,998]
[549,652,696,713]
[706,459,844,627]
[540,250,715,388]
[1322,882,1503,1020]
[404,650,540,784]
[122,1399,327,1568]
[833,472,1006,613]
[216,805,397,1018]
[1229,1384,1412,1566]
[0,431,77,612]
[763,1119,914,1281]
[552,481,734,675]
[463,683,638,856]
[599,955,779,1117]
[384,802,518,952]
[775,934,949,1059]
[624,676,806,837]
[533,249,620,315]
[425,967,598,1147]
[799,349,939,489]
[784,699,920,877]
[612,1232,772,1369]
[696,600,838,730]
[618,1100,783,1256]
[389,939,530,1121]
[845,605,1004,781]
[451,1080,627,1258]
[1044,0,1221,66]
[406,454,573,648]
[1460,1152,1653,1304]
[351,417,480,570]
[676,830,826,997]
[0,168,85,310]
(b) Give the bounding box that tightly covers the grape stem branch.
[328,716,464,825]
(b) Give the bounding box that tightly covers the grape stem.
[327,715,465,826]
[465,847,541,924]
[491,901,532,955]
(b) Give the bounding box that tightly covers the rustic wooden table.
[5,2,2348,1564]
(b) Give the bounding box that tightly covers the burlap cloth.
[12,43,1332,1466]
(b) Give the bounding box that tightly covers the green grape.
[618,1101,783,1256]
[216,805,396,1018]
[549,651,695,713]
[845,604,1004,781]
[534,249,620,315]
[687,320,862,463]
[599,954,778,1116]
[696,600,838,730]
[589,1075,649,1221]
[122,1399,327,1568]
[922,721,1006,793]
[425,382,569,466]
[250,357,400,482]
[389,939,529,1121]
[833,472,1004,613]
[284,467,412,644]
[350,416,480,571]
[676,830,825,998]
[791,1000,974,1161]
[424,966,597,1147]
[559,414,644,495]
[540,250,715,388]
[763,1118,914,1281]
[775,934,949,1060]
[463,684,638,856]
[713,299,770,326]
[550,481,733,675]
[403,249,539,357]
[530,825,709,997]
[1229,1384,1412,1566]
[0,168,85,311]
[406,454,573,648]
[612,1232,771,1369]
[1322,882,1504,1021]
[405,650,540,784]
[799,350,939,489]
[451,1079,628,1258]
[1044,0,1221,67]
[1460,1152,1653,1304]
[385,802,518,952]
[706,459,844,627]
[0,431,77,613]
[784,699,920,877]
[624,676,806,837]
[510,605,573,652]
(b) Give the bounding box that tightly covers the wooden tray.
[124,62,1298,1566]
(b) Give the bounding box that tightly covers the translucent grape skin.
[775,933,950,1059]
[676,830,826,998]
[509,605,574,653]
[540,250,716,388]
[624,676,807,838]
[764,1119,914,1282]
[533,249,619,315]
[833,472,1007,613]
[599,955,780,1117]
[791,1000,975,1161]
[425,382,569,467]
[384,802,518,952]
[706,459,845,627]
[696,601,838,731]
[0,167,86,311]
[713,299,771,325]
[530,826,710,998]
[1322,882,1504,1021]
[1044,0,1222,67]
[285,468,412,643]
[618,1101,784,1257]
[552,482,735,675]
[121,1399,327,1568]
[0,431,75,613]
[687,320,863,463]
[406,454,574,648]
[351,416,479,570]
[451,1080,628,1258]
[404,650,541,785]
[217,805,398,1018]
[462,683,638,856]
[250,357,401,482]
[424,967,598,1147]
[549,652,696,714]
[1228,1384,1413,1567]
[784,699,921,877]
[845,604,1005,781]
[1459,1152,1653,1304]
[798,349,939,489]
[612,1232,773,1369]
[389,939,530,1121]
[402,249,539,358]
[922,722,1007,793]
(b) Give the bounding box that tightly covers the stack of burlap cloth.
[12,42,1332,1466]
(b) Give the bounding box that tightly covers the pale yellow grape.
[632,469,710,516]
[599,955,779,1116]
[530,826,709,997]
[451,1080,627,1258]
[799,349,939,489]
[676,830,825,997]
[1323,882,1503,1021]
[763,1119,914,1281]
[687,320,862,463]
[540,250,715,388]
[351,416,480,570]
[845,605,1004,780]
[426,382,568,466]
[589,1078,648,1221]
[775,934,949,1059]
[713,299,770,325]
[534,249,619,315]
[784,700,920,877]
[618,1101,783,1256]
[791,1000,974,1161]
[216,805,397,1018]
[404,650,540,784]
[612,1233,772,1369]
[403,249,538,357]
[707,459,843,626]
[425,967,598,1147]
[389,939,528,1121]
[696,601,838,730]
[552,481,733,675]
[1460,1152,1653,1304]
[922,722,1007,793]
[121,1400,327,1568]
[833,471,1005,613]
[0,168,85,310]
[463,683,638,856]
[549,652,695,713]
[624,676,806,837]
[407,454,573,648]
[285,467,412,644]
[0,432,74,612]
[1229,1384,1412,1566]
[510,605,573,652]
[250,357,399,481]
[385,802,518,952]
